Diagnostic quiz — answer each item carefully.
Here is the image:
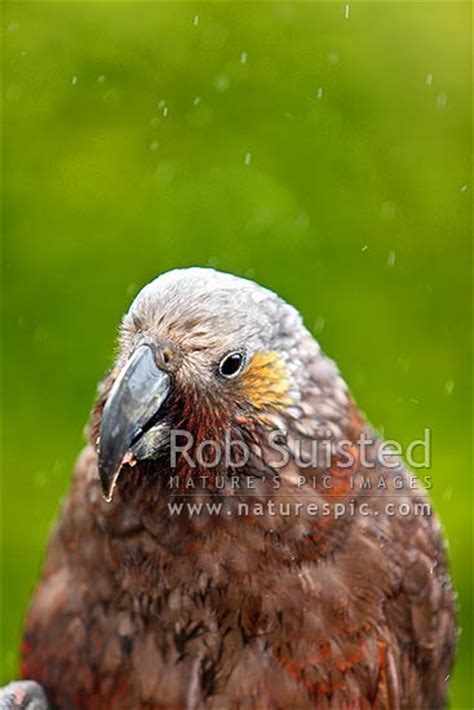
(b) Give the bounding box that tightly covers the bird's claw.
[0,681,49,710]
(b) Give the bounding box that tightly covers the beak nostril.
[161,347,173,366]
[160,346,173,367]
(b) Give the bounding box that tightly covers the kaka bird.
[16,268,455,709]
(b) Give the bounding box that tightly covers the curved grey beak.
[98,345,171,502]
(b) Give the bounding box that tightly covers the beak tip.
[98,450,138,502]
[99,464,120,503]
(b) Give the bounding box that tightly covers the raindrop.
[214,74,231,92]
[443,488,453,502]
[345,3,350,19]
[425,73,433,86]
[316,87,324,100]
[163,106,169,117]
[240,51,248,64]
[97,75,106,84]
[244,152,252,166]
[460,184,468,192]
[387,250,396,268]
[193,96,202,105]
[361,245,368,252]
[314,316,325,334]
[150,141,160,152]
[436,92,447,110]
[444,379,455,395]
[71,75,78,85]
[193,14,199,27]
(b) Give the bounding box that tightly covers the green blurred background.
[2,1,471,706]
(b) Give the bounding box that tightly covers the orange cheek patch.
[241,351,292,410]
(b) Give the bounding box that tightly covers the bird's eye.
[218,351,245,379]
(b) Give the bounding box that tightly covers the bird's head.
[92,268,351,502]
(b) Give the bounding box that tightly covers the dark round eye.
[218,351,245,379]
